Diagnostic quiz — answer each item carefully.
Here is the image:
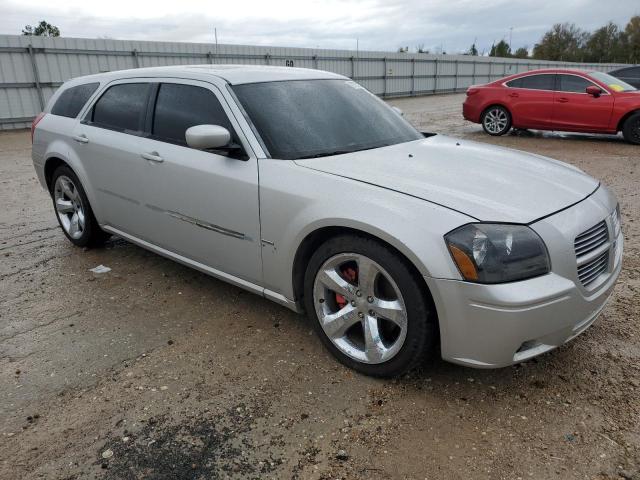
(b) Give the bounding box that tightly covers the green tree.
[532,23,588,61]
[22,20,60,37]
[625,15,640,63]
[513,46,529,58]
[489,40,511,58]
[467,43,478,56]
[585,22,625,62]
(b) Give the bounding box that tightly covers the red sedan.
[463,69,640,144]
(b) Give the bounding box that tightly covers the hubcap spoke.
[317,268,355,297]
[69,213,80,236]
[371,299,406,329]
[357,256,379,295]
[322,305,360,339]
[363,315,388,363]
[55,198,74,214]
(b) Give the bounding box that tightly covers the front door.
[136,81,262,285]
[552,74,614,131]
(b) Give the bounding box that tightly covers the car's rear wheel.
[51,165,110,247]
[303,235,436,377]
[481,105,512,136]
[622,112,640,145]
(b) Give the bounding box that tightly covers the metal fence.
[0,34,628,130]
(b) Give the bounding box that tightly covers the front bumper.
[426,186,623,368]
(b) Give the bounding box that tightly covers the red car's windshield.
[590,72,637,92]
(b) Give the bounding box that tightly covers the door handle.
[141,151,164,163]
[72,134,89,144]
[508,92,519,98]
[557,97,569,103]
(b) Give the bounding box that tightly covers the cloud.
[1,0,638,53]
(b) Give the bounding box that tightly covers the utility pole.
[214,27,219,62]
[509,27,513,52]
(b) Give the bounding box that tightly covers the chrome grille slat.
[574,220,610,288]
[578,252,608,278]
[575,233,609,256]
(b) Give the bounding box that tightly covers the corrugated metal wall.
[0,34,628,130]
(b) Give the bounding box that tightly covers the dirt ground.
[1,93,638,480]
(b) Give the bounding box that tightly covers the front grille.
[577,251,609,286]
[574,220,610,287]
[574,221,608,257]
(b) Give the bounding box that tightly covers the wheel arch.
[481,103,512,120]
[291,225,438,317]
[617,108,640,132]
[44,156,69,192]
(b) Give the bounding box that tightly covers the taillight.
[466,88,479,96]
[31,112,45,143]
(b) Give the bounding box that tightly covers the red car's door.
[552,74,614,131]
[504,73,555,129]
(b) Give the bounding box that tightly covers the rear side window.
[91,83,150,133]
[557,75,595,93]
[152,83,237,145]
[51,82,99,118]
[507,74,555,91]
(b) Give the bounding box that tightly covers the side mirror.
[586,85,603,97]
[185,124,231,150]
[391,106,404,116]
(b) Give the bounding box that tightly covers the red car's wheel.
[622,112,640,145]
[481,106,512,136]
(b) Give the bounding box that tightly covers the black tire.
[303,234,437,377]
[622,112,640,145]
[50,165,110,247]
[481,105,512,136]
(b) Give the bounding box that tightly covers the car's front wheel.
[51,165,110,247]
[481,105,512,136]
[622,112,640,145]
[303,235,436,377]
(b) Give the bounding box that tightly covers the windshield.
[232,79,423,159]
[590,71,637,92]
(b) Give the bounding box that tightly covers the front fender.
[258,159,472,301]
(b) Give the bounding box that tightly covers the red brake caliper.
[335,266,358,309]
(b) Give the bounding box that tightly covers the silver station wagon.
[31,65,623,377]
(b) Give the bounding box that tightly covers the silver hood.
[295,135,599,223]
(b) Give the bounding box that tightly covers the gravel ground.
[1,93,638,480]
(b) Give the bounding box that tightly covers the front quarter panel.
[258,158,473,301]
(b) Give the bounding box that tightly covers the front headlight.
[444,223,550,284]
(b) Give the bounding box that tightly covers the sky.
[1,0,638,54]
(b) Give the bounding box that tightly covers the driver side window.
[151,83,240,149]
[556,75,597,94]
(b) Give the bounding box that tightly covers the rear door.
[552,74,614,131]
[504,74,555,128]
[72,81,152,236]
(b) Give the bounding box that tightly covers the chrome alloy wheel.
[53,175,85,240]
[312,253,408,364]
[483,108,508,134]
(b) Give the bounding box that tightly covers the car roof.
[62,65,347,87]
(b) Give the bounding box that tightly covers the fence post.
[454,59,459,92]
[433,57,439,94]
[206,52,213,64]
[27,44,45,111]
[411,58,415,96]
[312,55,318,70]
[131,49,140,68]
[383,57,387,97]
[265,54,270,65]
[350,56,355,79]
[472,59,476,86]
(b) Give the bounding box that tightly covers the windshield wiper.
[296,150,355,159]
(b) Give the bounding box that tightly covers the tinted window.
[557,75,594,93]
[516,74,555,90]
[152,83,237,145]
[51,82,99,118]
[91,83,149,132]
[232,79,422,160]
